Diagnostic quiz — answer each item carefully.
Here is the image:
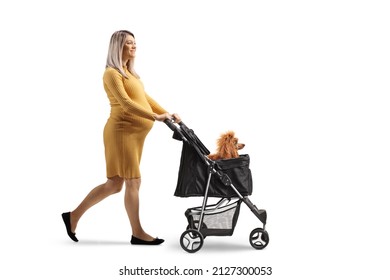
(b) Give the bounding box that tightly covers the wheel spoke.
[249,228,269,250]
[180,229,204,253]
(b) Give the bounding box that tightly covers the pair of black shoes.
[62,212,164,245]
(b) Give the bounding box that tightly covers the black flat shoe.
[130,235,164,245]
[61,212,78,242]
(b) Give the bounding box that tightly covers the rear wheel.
[249,228,269,249]
[180,229,204,253]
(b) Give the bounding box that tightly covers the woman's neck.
[122,59,129,68]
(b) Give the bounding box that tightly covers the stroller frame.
[165,120,269,253]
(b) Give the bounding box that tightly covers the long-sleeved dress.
[102,67,167,179]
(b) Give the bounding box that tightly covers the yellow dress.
[103,67,167,179]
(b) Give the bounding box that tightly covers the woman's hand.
[153,112,182,123]
[171,113,181,123]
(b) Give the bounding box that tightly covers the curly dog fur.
[208,131,245,160]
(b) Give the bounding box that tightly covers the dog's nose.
[237,143,245,149]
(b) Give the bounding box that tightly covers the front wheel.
[180,229,204,253]
[249,228,269,250]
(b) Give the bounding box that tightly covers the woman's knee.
[125,178,141,190]
[106,176,124,193]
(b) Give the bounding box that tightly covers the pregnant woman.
[62,30,181,245]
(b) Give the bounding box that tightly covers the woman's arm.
[145,92,167,115]
[103,68,155,120]
[145,91,181,123]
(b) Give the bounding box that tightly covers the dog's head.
[216,131,245,159]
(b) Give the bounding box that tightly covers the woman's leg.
[70,176,124,233]
[124,178,154,241]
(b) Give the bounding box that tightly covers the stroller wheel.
[180,229,204,253]
[249,228,269,250]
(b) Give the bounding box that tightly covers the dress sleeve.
[103,68,155,120]
[145,92,168,115]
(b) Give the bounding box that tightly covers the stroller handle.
[165,118,211,155]
[164,117,183,131]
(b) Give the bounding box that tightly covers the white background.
[1,0,389,279]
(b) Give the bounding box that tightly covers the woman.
[62,30,181,245]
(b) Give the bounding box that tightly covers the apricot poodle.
[208,131,245,160]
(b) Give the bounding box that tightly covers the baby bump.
[104,116,154,137]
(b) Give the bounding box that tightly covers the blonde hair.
[105,30,139,78]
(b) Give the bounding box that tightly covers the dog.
[208,131,245,160]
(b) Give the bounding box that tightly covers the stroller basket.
[186,199,241,236]
[174,141,253,198]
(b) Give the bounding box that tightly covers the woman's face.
[122,35,136,62]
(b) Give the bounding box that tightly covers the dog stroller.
[165,120,269,253]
